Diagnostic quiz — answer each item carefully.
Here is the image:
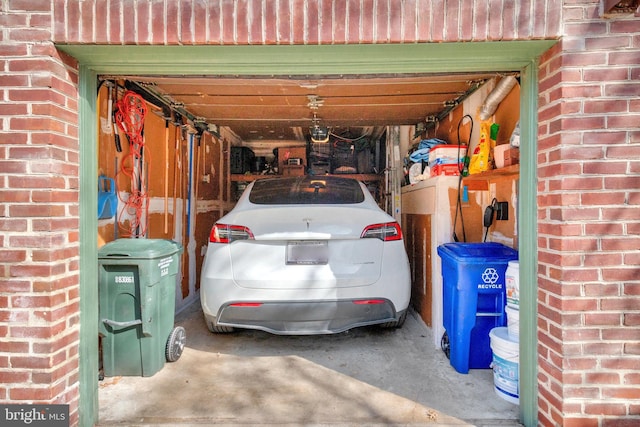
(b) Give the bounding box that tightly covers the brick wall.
[536,4,640,426]
[2,1,640,426]
[50,0,560,44]
[0,1,81,425]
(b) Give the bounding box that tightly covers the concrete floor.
[98,300,521,426]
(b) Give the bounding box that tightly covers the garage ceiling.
[125,73,497,143]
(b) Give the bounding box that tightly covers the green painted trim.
[58,41,555,76]
[78,65,99,427]
[73,41,554,426]
[518,62,539,427]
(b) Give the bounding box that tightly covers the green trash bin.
[98,238,185,377]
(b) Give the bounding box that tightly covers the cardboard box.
[504,147,520,166]
[281,165,305,176]
[278,146,306,171]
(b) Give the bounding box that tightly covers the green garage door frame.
[59,41,555,427]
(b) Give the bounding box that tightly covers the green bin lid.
[98,238,182,260]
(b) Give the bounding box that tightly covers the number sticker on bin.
[115,275,134,284]
[158,256,174,277]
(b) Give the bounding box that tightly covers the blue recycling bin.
[437,242,518,374]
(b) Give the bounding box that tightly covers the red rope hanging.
[114,90,150,237]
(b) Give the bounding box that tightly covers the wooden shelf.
[231,173,383,182]
[462,164,519,190]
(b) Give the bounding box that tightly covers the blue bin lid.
[98,238,183,260]
[437,242,518,262]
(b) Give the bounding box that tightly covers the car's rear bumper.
[206,299,404,335]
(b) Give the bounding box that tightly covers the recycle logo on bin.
[482,267,500,284]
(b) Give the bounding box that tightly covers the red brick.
[8,28,51,42]
[564,416,601,427]
[9,0,51,11]
[262,0,276,44]
[10,386,58,401]
[0,218,28,231]
[586,283,621,299]
[108,0,121,43]
[610,51,640,66]
[602,327,640,341]
[584,341,624,356]
[564,386,601,400]
[561,297,599,312]
[122,1,136,43]
[63,0,79,42]
[625,284,640,296]
[603,419,640,427]
[33,274,79,293]
[444,0,459,41]
[602,357,640,370]
[193,1,208,44]
[332,0,346,43]
[0,280,30,293]
[166,0,179,44]
[591,396,639,412]
[292,0,305,43]
[0,250,27,263]
[10,204,67,218]
[10,263,62,280]
[487,0,503,40]
[33,329,79,354]
[375,0,390,41]
[179,1,192,44]
[222,0,236,43]
[625,341,640,355]
[586,35,632,50]
[150,0,166,44]
[94,0,108,43]
[136,0,151,44]
[32,218,79,232]
[602,237,640,252]
[360,0,374,43]
[584,312,621,326]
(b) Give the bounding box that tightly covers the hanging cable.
[452,114,473,242]
[114,90,149,238]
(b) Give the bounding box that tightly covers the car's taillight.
[360,222,402,241]
[209,224,254,243]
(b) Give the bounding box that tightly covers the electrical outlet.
[496,202,509,220]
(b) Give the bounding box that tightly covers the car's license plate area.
[286,241,329,265]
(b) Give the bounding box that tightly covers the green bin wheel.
[165,326,186,362]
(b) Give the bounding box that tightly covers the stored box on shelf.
[230,147,255,174]
[281,165,305,176]
[429,145,467,166]
[504,148,520,166]
[278,146,306,171]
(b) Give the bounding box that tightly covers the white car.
[200,176,411,335]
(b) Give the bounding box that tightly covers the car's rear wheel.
[380,310,407,329]
[206,318,235,333]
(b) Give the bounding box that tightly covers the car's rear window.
[249,176,366,205]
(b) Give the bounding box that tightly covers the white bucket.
[505,260,520,308]
[490,327,519,405]
[505,305,519,341]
